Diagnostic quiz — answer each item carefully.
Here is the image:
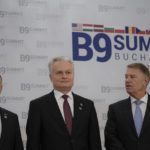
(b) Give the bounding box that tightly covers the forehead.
[126,68,143,75]
[53,61,73,70]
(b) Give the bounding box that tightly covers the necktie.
[62,95,72,135]
[134,100,143,136]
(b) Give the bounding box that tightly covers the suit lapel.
[47,92,69,134]
[0,108,8,148]
[72,93,84,136]
[123,98,138,137]
[140,95,150,137]
[124,95,150,138]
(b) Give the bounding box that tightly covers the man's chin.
[126,89,132,95]
[57,86,72,91]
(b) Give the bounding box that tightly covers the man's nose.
[62,73,67,78]
[125,77,130,82]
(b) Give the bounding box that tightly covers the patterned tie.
[62,95,72,135]
[134,100,143,136]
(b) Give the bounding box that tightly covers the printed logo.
[72,23,150,62]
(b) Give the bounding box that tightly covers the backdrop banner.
[0,0,150,149]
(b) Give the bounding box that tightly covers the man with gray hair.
[26,56,102,150]
[105,63,150,150]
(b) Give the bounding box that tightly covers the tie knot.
[62,95,69,100]
[134,100,143,105]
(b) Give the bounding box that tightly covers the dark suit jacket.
[0,107,24,150]
[105,95,150,150]
[26,91,102,150]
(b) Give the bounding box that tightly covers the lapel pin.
[80,103,83,106]
[4,113,7,119]
[79,107,82,110]
[79,103,83,110]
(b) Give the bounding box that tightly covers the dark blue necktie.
[134,100,143,136]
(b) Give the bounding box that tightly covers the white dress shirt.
[54,90,74,120]
[131,93,148,119]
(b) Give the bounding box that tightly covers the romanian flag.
[125,26,135,34]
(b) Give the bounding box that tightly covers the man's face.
[50,61,74,93]
[125,68,149,98]
[0,77,2,94]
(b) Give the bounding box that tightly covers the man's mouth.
[126,85,132,88]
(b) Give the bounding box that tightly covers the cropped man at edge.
[105,63,150,150]
[0,75,24,150]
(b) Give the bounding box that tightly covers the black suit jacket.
[0,107,24,150]
[105,95,150,150]
[26,91,102,150]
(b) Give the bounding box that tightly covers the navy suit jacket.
[105,95,150,150]
[26,91,102,150]
[0,107,24,150]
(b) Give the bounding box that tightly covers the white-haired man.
[26,56,102,150]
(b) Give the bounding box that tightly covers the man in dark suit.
[105,63,150,150]
[26,56,102,150]
[0,75,24,150]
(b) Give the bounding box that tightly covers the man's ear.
[144,76,149,86]
[50,74,52,82]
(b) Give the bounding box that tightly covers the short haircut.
[127,63,150,79]
[48,56,74,74]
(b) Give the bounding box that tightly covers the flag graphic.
[82,24,93,32]
[114,29,125,33]
[72,23,149,35]
[136,28,145,34]
[104,27,114,33]
[72,23,82,31]
[146,29,150,35]
[94,25,104,32]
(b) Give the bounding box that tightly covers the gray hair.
[127,63,150,79]
[48,56,74,74]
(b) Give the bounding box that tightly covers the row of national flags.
[72,23,150,35]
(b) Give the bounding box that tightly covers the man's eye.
[56,72,62,75]
[66,72,71,74]
[131,76,136,78]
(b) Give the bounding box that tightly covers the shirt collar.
[131,93,148,104]
[54,89,73,100]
